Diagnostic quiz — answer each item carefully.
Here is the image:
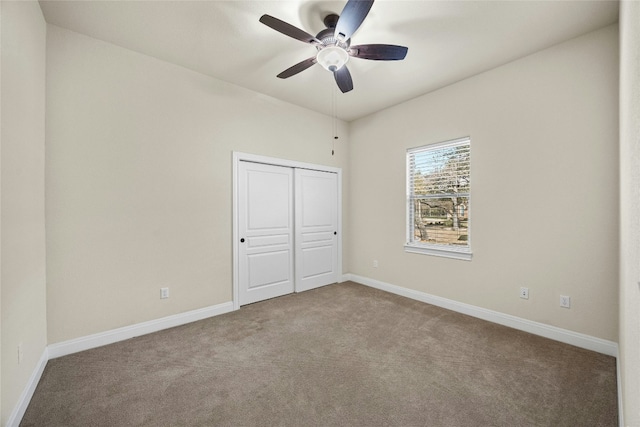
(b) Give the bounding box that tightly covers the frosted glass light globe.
[316,46,349,72]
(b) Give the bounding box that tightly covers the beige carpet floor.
[21,282,617,426]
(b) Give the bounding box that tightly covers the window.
[406,137,471,260]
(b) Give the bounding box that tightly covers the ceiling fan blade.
[334,0,374,42]
[277,57,317,79]
[259,14,321,45]
[350,44,408,61]
[333,65,354,93]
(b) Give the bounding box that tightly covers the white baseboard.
[344,274,618,357]
[6,348,49,427]
[48,301,235,359]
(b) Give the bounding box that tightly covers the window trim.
[404,244,472,261]
[405,136,472,261]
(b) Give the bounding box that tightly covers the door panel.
[302,231,334,243]
[248,234,290,248]
[295,169,339,292]
[301,246,334,278]
[247,250,290,289]
[239,162,294,305]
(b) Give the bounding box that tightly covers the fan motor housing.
[316,27,350,50]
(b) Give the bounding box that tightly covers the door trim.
[232,152,342,310]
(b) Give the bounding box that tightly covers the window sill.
[404,244,473,261]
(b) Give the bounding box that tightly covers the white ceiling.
[39,0,619,122]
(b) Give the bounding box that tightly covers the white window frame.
[405,137,472,261]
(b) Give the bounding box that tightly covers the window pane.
[410,144,470,196]
[411,196,469,246]
[407,137,471,257]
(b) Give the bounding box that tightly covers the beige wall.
[45,25,349,344]
[1,1,48,424]
[348,25,619,341]
[619,1,640,424]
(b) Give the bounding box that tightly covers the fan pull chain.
[332,87,338,156]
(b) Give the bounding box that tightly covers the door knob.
[240,238,245,243]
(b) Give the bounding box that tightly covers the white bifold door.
[294,168,338,293]
[238,162,295,305]
[238,161,338,306]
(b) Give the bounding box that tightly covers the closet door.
[238,161,294,305]
[295,169,339,292]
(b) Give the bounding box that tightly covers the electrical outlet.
[160,287,169,299]
[18,343,23,365]
[519,287,529,299]
[560,295,571,308]
[373,260,378,268]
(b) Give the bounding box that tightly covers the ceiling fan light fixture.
[259,0,406,93]
[316,46,349,72]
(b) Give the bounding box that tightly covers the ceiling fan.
[259,0,408,93]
